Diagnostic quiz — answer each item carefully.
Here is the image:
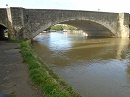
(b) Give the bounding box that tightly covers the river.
[33,31,130,97]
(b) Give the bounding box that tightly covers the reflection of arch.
[33,19,115,38]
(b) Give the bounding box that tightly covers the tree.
[50,25,63,31]
[64,25,77,30]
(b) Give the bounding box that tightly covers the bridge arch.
[58,20,114,36]
[32,18,116,38]
[0,23,7,28]
[0,23,8,40]
[24,9,120,38]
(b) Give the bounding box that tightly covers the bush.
[20,41,27,48]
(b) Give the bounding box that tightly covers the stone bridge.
[0,7,130,40]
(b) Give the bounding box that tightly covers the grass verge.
[8,40,23,43]
[20,40,81,97]
[9,91,15,97]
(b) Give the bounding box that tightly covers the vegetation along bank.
[20,40,81,97]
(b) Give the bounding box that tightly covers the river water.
[33,31,130,97]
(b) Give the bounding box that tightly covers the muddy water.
[33,32,130,97]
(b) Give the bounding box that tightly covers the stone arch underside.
[32,19,115,38]
[0,23,7,28]
[60,20,114,37]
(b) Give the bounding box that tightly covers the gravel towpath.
[0,41,43,97]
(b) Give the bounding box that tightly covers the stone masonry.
[0,7,129,40]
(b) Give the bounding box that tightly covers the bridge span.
[0,7,130,40]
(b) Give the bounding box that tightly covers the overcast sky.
[0,0,130,13]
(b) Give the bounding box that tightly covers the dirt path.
[0,41,43,97]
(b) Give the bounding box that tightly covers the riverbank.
[0,41,43,97]
[20,40,81,97]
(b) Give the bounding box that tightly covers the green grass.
[36,54,80,97]
[9,91,15,97]
[8,40,23,43]
[20,41,78,97]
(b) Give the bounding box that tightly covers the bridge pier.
[118,13,129,38]
[6,7,32,40]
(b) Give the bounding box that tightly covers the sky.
[0,0,130,13]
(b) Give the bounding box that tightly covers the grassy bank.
[20,40,81,97]
[8,40,23,43]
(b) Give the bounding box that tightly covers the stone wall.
[0,8,8,27]
[9,7,24,31]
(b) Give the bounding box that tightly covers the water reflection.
[116,38,129,59]
[33,32,130,97]
[49,32,72,51]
